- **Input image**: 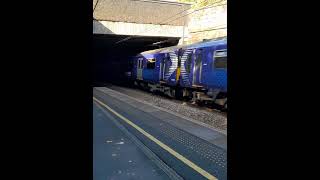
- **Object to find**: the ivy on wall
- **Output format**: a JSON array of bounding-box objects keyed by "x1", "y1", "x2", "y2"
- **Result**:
[{"x1": 178, "y1": 0, "x2": 225, "y2": 9}]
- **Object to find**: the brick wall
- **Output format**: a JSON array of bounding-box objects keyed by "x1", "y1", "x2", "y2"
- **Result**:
[{"x1": 179, "y1": 2, "x2": 227, "y2": 45}]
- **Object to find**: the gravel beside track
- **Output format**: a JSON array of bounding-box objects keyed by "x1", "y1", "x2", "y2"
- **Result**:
[{"x1": 106, "y1": 84, "x2": 227, "y2": 134}]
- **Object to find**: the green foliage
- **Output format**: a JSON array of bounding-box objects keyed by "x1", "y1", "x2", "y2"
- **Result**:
[{"x1": 178, "y1": 0, "x2": 224, "y2": 9}]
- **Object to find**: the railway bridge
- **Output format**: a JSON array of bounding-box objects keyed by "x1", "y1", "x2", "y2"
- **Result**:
[
  {"x1": 93, "y1": 0, "x2": 190, "y2": 39},
  {"x1": 93, "y1": 0, "x2": 191, "y2": 84}
]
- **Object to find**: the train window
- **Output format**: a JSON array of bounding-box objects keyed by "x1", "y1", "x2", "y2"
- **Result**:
[
  {"x1": 147, "y1": 58, "x2": 156, "y2": 69},
  {"x1": 214, "y1": 50, "x2": 227, "y2": 69},
  {"x1": 214, "y1": 57, "x2": 227, "y2": 69},
  {"x1": 137, "y1": 58, "x2": 144, "y2": 69},
  {"x1": 165, "y1": 57, "x2": 170, "y2": 72},
  {"x1": 186, "y1": 53, "x2": 192, "y2": 73},
  {"x1": 195, "y1": 52, "x2": 202, "y2": 66}
]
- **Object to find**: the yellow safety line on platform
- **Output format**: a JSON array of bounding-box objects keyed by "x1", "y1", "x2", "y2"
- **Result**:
[{"x1": 93, "y1": 96, "x2": 218, "y2": 180}]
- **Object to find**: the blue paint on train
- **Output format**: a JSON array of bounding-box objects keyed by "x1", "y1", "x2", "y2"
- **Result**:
[{"x1": 130, "y1": 37, "x2": 227, "y2": 107}]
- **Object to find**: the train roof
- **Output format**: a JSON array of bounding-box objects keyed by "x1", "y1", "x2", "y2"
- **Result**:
[
  {"x1": 187, "y1": 37, "x2": 227, "y2": 49},
  {"x1": 139, "y1": 37, "x2": 227, "y2": 56}
]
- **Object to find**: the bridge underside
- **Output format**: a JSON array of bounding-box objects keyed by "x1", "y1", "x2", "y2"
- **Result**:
[
  {"x1": 93, "y1": 20, "x2": 186, "y2": 37},
  {"x1": 93, "y1": 34, "x2": 179, "y2": 85}
]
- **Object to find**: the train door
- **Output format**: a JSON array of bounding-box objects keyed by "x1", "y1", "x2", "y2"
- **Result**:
[
  {"x1": 160, "y1": 55, "x2": 166, "y2": 81},
  {"x1": 180, "y1": 48, "x2": 193, "y2": 87},
  {"x1": 137, "y1": 57, "x2": 143, "y2": 80},
  {"x1": 192, "y1": 49, "x2": 203, "y2": 85},
  {"x1": 160, "y1": 54, "x2": 170, "y2": 81},
  {"x1": 176, "y1": 48, "x2": 183, "y2": 83}
]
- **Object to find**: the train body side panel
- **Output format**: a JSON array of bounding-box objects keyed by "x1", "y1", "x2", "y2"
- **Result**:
[
  {"x1": 204, "y1": 44, "x2": 227, "y2": 92},
  {"x1": 179, "y1": 48, "x2": 194, "y2": 88},
  {"x1": 132, "y1": 38, "x2": 227, "y2": 95},
  {"x1": 165, "y1": 51, "x2": 178, "y2": 86}
]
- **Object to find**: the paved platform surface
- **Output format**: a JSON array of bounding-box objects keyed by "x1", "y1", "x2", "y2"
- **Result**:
[
  {"x1": 93, "y1": 102, "x2": 170, "y2": 180},
  {"x1": 93, "y1": 87, "x2": 227, "y2": 180}
]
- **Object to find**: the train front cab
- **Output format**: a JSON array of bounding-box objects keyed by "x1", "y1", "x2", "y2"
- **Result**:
[
  {"x1": 145, "y1": 52, "x2": 180, "y2": 97},
  {"x1": 132, "y1": 49, "x2": 182, "y2": 98}
]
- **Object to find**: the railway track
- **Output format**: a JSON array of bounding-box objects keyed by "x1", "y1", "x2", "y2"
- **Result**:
[
  {"x1": 100, "y1": 82, "x2": 227, "y2": 118},
  {"x1": 95, "y1": 82, "x2": 227, "y2": 133}
]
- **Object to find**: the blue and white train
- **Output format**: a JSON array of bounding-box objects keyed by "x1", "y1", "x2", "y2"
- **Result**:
[{"x1": 129, "y1": 37, "x2": 227, "y2": 109}]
